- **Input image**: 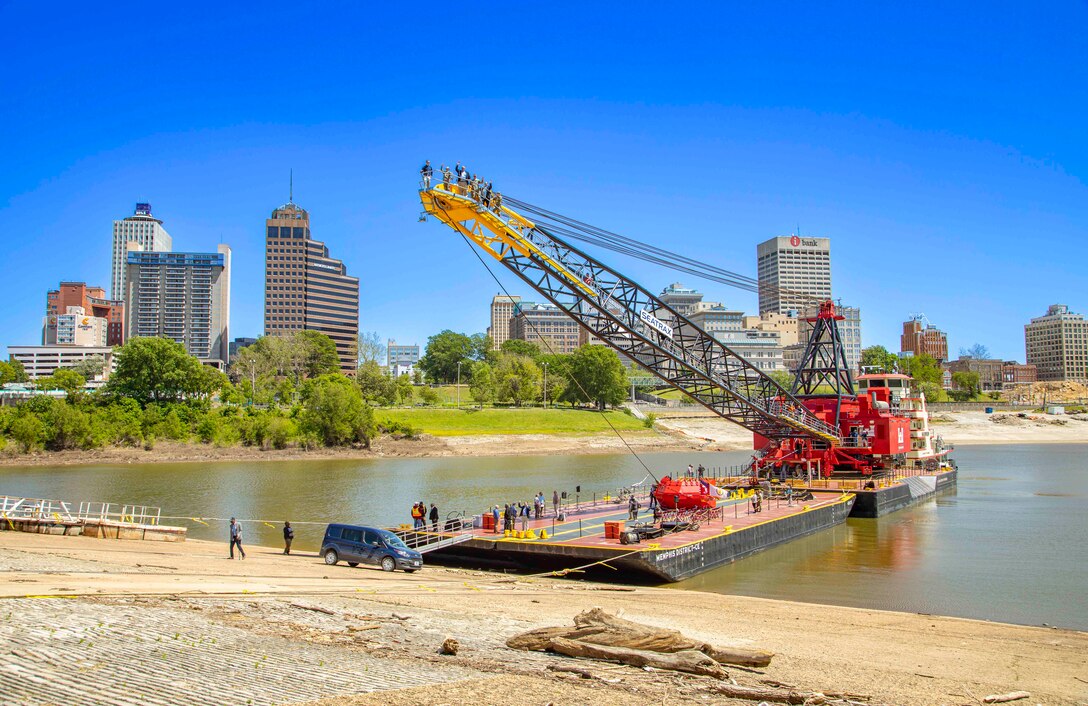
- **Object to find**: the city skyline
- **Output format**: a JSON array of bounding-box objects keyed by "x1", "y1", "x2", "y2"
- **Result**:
[{"x1": 2, "y1": 4, "x2": 1086, "y2": 363}]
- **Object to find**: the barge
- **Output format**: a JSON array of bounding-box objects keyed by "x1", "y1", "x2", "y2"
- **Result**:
[{"x1": 421, "y1": 490, "x2": 855, "y2": 583}]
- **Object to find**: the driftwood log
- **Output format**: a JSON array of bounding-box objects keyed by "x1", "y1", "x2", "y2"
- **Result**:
[
  {"x1": 982, "y1": 692, "x2": 1031, "y2": 704},
  {"x1": 547, "y1": 637, "x2": 728, "y2": 679},
  {"x1": 506, "y1": 608, "x2": 773, "y2": 668}
]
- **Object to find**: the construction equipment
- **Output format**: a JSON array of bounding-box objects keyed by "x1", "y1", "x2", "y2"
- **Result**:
[{"x1": 418, "y1": 175, "x2": 913, "y2": 479}]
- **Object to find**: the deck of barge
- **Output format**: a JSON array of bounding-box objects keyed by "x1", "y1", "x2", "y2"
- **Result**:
[{"x1": 421, "y1": 489, "x2": 856, "y2": 581}]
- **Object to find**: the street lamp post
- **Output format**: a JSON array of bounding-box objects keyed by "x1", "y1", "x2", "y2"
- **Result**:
[
  {"x1": 543, "y1": 362, "x2": 549, "y2": 409},
  {"x1": 456, "y1": 361, "x2": 462, "y2": 408}
]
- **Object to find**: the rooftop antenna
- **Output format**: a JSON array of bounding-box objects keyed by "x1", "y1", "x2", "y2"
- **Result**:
[{"x1": 289, "y1": 168, "x2": 293, "y2": 204}]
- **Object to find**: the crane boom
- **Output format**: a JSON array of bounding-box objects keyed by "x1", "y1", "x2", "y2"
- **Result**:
[{"x1": 420, "y1": 182, "x2": 841, "y2": 445}]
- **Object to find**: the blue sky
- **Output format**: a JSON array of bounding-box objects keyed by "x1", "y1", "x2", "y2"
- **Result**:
[{"x1": 2, "y1": 2, "x2": 1086, "y2": 362}]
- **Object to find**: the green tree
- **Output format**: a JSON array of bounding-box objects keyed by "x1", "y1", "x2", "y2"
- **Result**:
[
  {"x1": 420, "y1": 330, "x2": 479, "y2": 383},
  {"x1": 901, "y1": 353, "x2": 942, "y2": 387},
  {"x1": 540, "y1": 353, "x2": 569, "y2": 406},
  {"x1": 418, "y1": 386, "x2": 440, "y2": 406},
  {"x1": 395, "y1": 375, "x2": 414, "y2": 405},
  {"x1": 562, "y1": 345, "x2": 628, "y2": 410},
  {"x1": 10, "y1": 414, "x2": 45, "y2": 452},
  {"x1": 36, "y1": 369, "x2": 86, "y2": 397},
  {"x1": 468, "y1": 361, "x2": 496, "y2": 406},
  {"x1": 356, "y1": 331, "x2": 386, "y2": 366},
  {"x1": 494, "y1": 353, "x2": 542, "y2": 406},
  {"x1": 60, "y1": 355, "x2": 106, "y2": 382},
  {"x1": 296, "y1": 330, "x2": 341, "y2": 378},
  {"x1": 107, "y1": 337, "x2": 217, "y2": 405},
  {"x1": 500, "y1": 339, "x2": 541, "y2": 359},
  {"x1": 768, "y1": 369, "x2": 794, "y2": 391},
  {"x1": 300, "y1": 374, "x2": 377, "y2": 447},
  {"x1": 860, "y1": 345, "x2": 900, "y2": 373},
  {"x1": 44, "y1": 400, "x2": 92, "y2": 450},
  {"x1": 951, "y1": 370, "x2": 981, "y2": 398},
  {"x1": 356, "y1": 360, "x2": 397, "y2": 405},
  {"x1": 3, "y1": 357, "x2": 29, "y2": 384}
]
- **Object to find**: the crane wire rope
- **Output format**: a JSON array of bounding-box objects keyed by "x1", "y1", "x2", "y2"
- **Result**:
[{"x1": 503, "y1": 195, "x2": 828, "y2": 309}]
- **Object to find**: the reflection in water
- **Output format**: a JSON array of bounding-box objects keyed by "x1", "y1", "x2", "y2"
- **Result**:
[{"x1": 1, "y1": 444, "x2": 1086, "y2": 630}]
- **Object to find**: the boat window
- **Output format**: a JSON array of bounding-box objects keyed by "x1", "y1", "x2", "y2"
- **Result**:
[{"x1": 868, "y1": 380, "x2": 886, "y2": 387}]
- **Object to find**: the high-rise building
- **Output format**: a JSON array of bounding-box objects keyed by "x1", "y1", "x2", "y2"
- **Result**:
[
  {"x1": 659, "y1": 283, "x2": 704, "y2": 316},
  {"x1": 1025, "y1": 304, "x2": 1088, "y2": 382},
  {"x1": 43, "y1": 306, "x2": 107, "y2": 347},
  {"x1": 511, "y1": 302, "x2": 581, "y2": 354},
  {"x1": 488, "y1": 294, "x2": 522, "y2": 349},
  {"x1": 45, "y1": 282, "x2": 124, "y2": 345},
  {"x1": 756, "y1": 235, "x2": 831, "y2": 315},
  {"x1": 124, "y1": 243, "x2": 232, "y2": 368},
  {"x1": 264, "y1": 201, "x2": 360, "y2": 374},
  {"x1": 799, "y1": 303, "x2": 862, "y2": 373},
  {"x1": 112, "y1": 203, "x2": 172, "y2": 299},
  {"x1": 900, "y1": 317, "x2": 948, "y2": 362}
]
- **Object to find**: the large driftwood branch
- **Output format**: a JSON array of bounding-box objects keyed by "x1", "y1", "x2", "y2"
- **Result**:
[
  {"x1": 547, "y1": 637, "x2": 728, "y2": 680},
  {"x1": 982, "y1": 692, "x2": 1030, "y2": 704},
  {"x1": 507, "y1": 608, "x2": 773, "y2": 667}
]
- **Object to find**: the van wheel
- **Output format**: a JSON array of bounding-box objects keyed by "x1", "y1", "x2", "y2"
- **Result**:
[
  {"x1": 348, "y1": 562, "x2": 359, "y2": 567},
  {"x1": 323, "y1": 549, "x2": 338, "y2": 565},
  {"x1": 381, "y1": 556, "x2": 396, "y2": 572}
]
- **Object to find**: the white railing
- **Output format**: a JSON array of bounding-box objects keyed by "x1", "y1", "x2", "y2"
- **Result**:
[{"x1": 0, "y1": 495, "x2": 161, "y2": 526}]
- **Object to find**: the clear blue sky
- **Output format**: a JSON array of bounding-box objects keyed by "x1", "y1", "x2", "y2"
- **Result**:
[{"x1": 2, "y1": 2, "x2": 1086, "y2": 362}]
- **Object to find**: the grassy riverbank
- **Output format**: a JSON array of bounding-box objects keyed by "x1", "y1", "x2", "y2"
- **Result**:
[
  {"x1": 379, "y1": 407, "x2": 647, "y2": 436},
  {"x1": 1, "y1": 532, "x2": 1084, "y2": 705}
]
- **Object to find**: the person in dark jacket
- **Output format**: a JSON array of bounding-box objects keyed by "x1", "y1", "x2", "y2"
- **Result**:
[
  {"x1": 429, "y1": 503, "x2": 439, "y2": 531},
  {"x1": 282, "y1": 521, "x2": 294, "y2": 555},
  {"x1": 229, "y1": 518, "x2": 245, "y2": 560}
]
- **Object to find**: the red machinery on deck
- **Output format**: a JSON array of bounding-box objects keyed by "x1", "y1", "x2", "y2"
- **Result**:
[{"x1": 652, "y1": 476, "x2": 722, "y2": 510}]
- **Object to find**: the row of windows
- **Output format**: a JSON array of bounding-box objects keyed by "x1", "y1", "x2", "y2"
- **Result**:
[{"x1": 266, "y1": 226, "x2": 310, "y2": 239}]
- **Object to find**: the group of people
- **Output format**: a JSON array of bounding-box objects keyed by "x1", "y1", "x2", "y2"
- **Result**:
[
  {"x1": 411, "y1": 501, "x2": 440, "y2": 531},
  {"x1": 489, "y1": 490, "x2": 562, "y2": 533},
  {"x1": 227, "y1": 517, "x2": 294, "y2": 559},
  {"x1": 420, "y1": 160, "x2": 503, "y2": 213},
  {"x1": 684, "y1": 463, "x2": 707, "y2": 478}
]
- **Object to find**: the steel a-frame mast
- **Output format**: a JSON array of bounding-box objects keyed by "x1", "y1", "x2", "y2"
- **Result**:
[
  {"x1": 791, "y1": 300, "x2": 856, "y2": 428},
  {"x1": 419, "y1": 181, "x2": 841, "y2": 446}
]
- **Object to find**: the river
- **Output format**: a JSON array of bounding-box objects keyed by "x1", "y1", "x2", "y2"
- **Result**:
[{"x1": 1, "y1": 444, "x2": 1085, "y2": 630}]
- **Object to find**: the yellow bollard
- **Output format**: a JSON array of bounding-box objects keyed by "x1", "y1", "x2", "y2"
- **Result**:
[
  {"x1": 504, "y1": 529, "x2": 511, "y2": 538},
  {"x1": 539, "y1": 529, "x2": 549, "y2": 540},
  {"x1": 527, "y1": 529, "x2": 537, "y2": 540}
]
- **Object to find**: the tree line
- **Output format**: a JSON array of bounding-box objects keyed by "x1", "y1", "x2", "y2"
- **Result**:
[{"x1": 0, "y1": 328, "x2": 634, "y2": 454}]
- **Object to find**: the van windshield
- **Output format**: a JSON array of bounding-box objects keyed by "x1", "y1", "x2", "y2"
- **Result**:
[{"x1": 378, "y1": 530, "x2": 408, "y2": 550}]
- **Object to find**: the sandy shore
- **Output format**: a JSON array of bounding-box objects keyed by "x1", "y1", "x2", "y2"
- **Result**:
[
  {"x1": 653, "y1": 409, "x2": 1088, "y2": 449},
  {"x1": 1, "y1": 410, "x2": 1084, "y2": 469},
  {"x1": 0, "y1": 532, "x2": 1085, "y2": 705}
]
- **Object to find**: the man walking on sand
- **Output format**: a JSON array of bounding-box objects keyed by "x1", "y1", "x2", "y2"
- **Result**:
[
  {"x1": 282, "y1": 521, "x2": 294, "y2": 555},
  {"x1": 229, "y1": 518, "x2": 245, "y2": 560}
]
